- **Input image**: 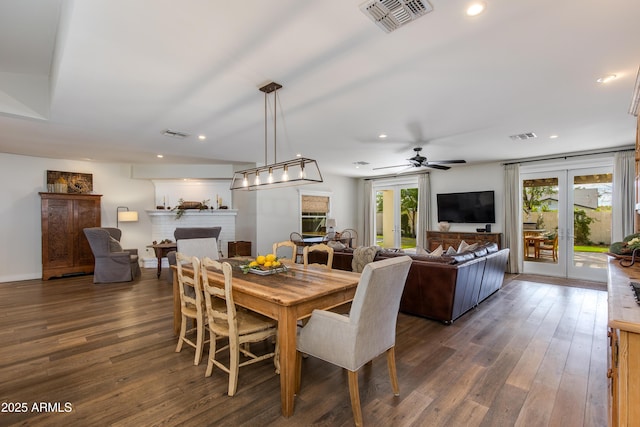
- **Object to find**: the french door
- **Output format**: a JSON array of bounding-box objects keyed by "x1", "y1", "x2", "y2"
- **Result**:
[
  {"x1": 373, "y1": 178, "x2": 419, "y2": 249},
  {"x1": 521, "y1": 162, "x2": 612, "y2": 281}
]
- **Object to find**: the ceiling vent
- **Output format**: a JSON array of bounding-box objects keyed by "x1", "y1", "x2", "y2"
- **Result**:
[
  {"x1": 360, "y1": 0, "x2": 433, "y2": 33},
  {"x1": 162, "y1": 129, "x2": 190, "y2": 139},
  {"x1": 509, "y1": 132, "x2": 537, "y2": 141}
]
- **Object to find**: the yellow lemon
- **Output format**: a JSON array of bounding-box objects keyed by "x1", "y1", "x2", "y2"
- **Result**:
[
  {"x1": 265, "y1": 253, "x2": 276, "y2": 262},
  {"x1": 264, "y1": 261, "x2": 272, "y2": 268},
  {"x1": 272, "y1": 261, "x2": 281, "y2": 268},
  {"x1": 256, "y1": 255, "x2": 266, "y2": 265},
  {"x1": 249, "y1": 261, "x2": 258, "y2": 267}
]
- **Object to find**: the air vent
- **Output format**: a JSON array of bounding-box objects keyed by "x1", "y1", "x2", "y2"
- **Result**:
[
  {"x1": 509, "y1": 132, "x2": 538, "y2": 141},
  {"x1": 353, "y1": 161, "x2": 370, "y2": 166},
  {"x1": 360, "y1": 0, "x2": 433, "y2": 33},
  {"x1": 162, "y1": 129, "x2": 190, "y2": 139}
]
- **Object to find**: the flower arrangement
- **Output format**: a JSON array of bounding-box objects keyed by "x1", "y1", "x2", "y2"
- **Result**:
[
  {"x1": 240, "y1": 253, "x2": 286, "y2": 274},
  {"x1": 609, "y1": 233, "x2": 640, "y2": 255}
]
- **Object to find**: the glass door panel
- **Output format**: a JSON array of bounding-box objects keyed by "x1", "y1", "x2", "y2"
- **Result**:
[
  {"x1": 522, "y1": 171, "x2": 566, "y2": 277},
  {"x1": 374, "y1": 182, "x2": 418, "y2": 249},
  {"x1": 567, "y1": 168, "x2": 611, "y2": 282}
]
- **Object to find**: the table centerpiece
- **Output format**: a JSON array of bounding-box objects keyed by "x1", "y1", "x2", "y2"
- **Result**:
[{"x1": 240, "y1": 253, "x2": 288, "y2": 275}]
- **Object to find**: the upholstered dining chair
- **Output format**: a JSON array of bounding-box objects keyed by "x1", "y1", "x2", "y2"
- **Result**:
[
  {"x1": 303, "y1": 243, "x2": 334, "y2": 269},
  {"x1": 175, "y1": 253, "x2": 211, "y2": 365},
  {"x1": 83, "y1": 227, "x2": 140, "y2": 283},
  {"x1": 166, "y1": 227, "x2": 222, "y2": 282},
  {"x1": 272, "y1": 240, "x2": 298, "y2": 263},
  {"x1": 289, "y1": 232, "x2": 305, "y2": 263},
  {"x1": 200, "y1": 257, "x2": 279, "y2": 397},
  {"x1": 296, "y1": 255, "x2": 412, "y2": 427}
]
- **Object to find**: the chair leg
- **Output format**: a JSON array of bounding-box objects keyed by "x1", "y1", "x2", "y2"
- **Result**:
[
  {"x1": 175, "y1": 314, "x2": 187, "y2": 353},
  {"x1": 386, "y1": 347, "x2": 400, "y2": 396},
  {"x1": 205, "y1": 329, "x2": 216, "y2": 377},
  {"x1": 228, "y1": 337, "x2": 240, "y2": 396},
  {"x1": 194, "y1": 316, "x2": 204, "y2": 366},
  {"x1": 347, "y1": 370, "x2": 363, "y2": 427}
]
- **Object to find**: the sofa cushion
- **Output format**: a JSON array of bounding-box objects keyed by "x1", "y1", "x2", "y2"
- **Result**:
[
  {"x1": 430, "y1": 245, "x2": 444, "y2": 257},
  {"x1": 416, "y1": 246, "x2": 429, "y2": 255}
]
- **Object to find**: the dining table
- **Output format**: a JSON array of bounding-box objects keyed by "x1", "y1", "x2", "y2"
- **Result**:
[{"x1": 172, "y1": 260, "x2": 361, "y2": 417}]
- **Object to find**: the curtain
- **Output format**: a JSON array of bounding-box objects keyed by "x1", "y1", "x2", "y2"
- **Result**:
[
  {"x1": 363, "y1": 180, "x2": 374, "y2": 246},
  {"x1": 417, "y1": 173, "x2": 430, "y2": 249},
  {"x1": 503, "y1": 163, "x2": 522, "y2": 273},
  {"x1": 612, "y1": 150, "x2": 635, "y2": 242}
]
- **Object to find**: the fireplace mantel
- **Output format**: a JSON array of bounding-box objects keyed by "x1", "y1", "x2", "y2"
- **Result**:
[{"x1": 146, "y1": 209, "x2": 237, "y2": 257}]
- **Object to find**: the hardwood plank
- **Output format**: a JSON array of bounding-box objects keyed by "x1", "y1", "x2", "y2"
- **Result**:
[{"x1": 0, "y1": 269, "x2": 609, "y2": 426}]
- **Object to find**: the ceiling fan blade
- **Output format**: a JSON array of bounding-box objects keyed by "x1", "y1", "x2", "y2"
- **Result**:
[
  {"x1": 424, "y1": 164, "x2": 450, "y2": 170},
  {"x1": 426, "y1": 159, "x2": 467, "y2": 165},
  {"x1": 372, "y1": 164, "x2": 410, "y2": 170}
]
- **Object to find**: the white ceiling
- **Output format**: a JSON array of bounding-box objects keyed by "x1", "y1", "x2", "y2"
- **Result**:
[{"x1": 0, "y1": 0, "x2": 638, "y2": 178}]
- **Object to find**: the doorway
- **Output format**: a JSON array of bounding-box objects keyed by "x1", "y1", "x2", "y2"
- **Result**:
[
  {"x1": 521, "y1": 163, "x2": 612, "y2": 281},
  {"x1": 373, "y1": 178, "x2": 419, "y2": 249}
]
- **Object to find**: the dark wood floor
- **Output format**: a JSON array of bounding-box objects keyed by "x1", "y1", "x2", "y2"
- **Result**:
[{"x1": 0, "y1": 269, "x2": 608, "y2": 426}]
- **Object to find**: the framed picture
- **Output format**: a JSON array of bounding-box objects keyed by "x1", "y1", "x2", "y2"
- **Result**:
[{"x1": 46, "y1": 170, "x2": 93, "y2": 194}]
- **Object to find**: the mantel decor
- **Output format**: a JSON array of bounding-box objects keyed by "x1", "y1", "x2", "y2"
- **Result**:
[{"x1": 230, "y1": 82, "x2": 323, "y2": 190}]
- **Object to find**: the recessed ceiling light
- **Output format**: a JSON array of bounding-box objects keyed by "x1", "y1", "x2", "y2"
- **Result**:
[
  {"x1": 549, "y1": 134, "x2": 559, "y2": 139},
  {"x1": 596, "y1": 74, "x2": 617, "y2": 83},
  {"x1": 466, "y1": 2, "x2": 486, "y2": 17},
  {"x1": 198, "y1": 135, "x2": 206, "y2": 140},
  {"x1": 157, "y1": 154, "x2": 164, "y2": 158},
  {"x1": 378, "y1": 134, "x2": 388, "y2": 139},
  {"x1": 296, "y1": 153, "x2": 302, "y2": 157}
]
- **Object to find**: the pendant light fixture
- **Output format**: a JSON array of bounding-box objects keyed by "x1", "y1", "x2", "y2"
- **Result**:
[{"x1": 230, "y1": 82, "x2": 323, "y2": 190}]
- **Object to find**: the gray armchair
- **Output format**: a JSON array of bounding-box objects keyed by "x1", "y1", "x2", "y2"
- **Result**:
[
  {"x1": 296, "y1": 255, "x2": 412, "y2": 426},
  {"x1": 83, "y1": 227, "x2": 140, "y2": 283}
]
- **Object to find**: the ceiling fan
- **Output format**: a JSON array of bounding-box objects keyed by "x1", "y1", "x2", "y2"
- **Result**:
[{"x1": 373, "y1": 147, "x2": 466, "y2": 171}]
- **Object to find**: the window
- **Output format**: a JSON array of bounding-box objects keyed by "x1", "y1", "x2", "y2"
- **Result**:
[{"x1": 300, "y1": 193, "x2": 330, "y2": 237}]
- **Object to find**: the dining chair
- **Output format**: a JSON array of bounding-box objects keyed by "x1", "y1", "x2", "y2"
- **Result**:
[
  {"x1": 341, "y1": 228, "x2": 358, "y2": 248},
  {"x1": 303, "y1": 243, "x2": 334, "y2": 269},
  {"x1": 200, "y1": 257, "x2": 279, "y2": 396},
  {"x1": 537, "y1": 234, "x2": 558, "y2": 261},
  {"x1": 289, "y1": 232, "x2": 305, "y2": 263},
  {"x1": 295, "y1": 255, "x2": 412, "y2": 427},
  {"x1": 273, "y1": 240, "x2": 298, "y2": 263},
  {"x1": 175, "y1": 252, "x2": 209, "y2": 365}
]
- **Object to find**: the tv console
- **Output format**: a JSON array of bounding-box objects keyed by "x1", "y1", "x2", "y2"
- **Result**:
[{"x1": 426, "y1": 230, "x2": 502, "y2": 251}]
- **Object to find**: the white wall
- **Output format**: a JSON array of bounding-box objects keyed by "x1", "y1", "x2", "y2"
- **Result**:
[
  {"x1": 0, "y1": 153, "x2": 155, "y2": 282},
  {"x1": 0, "y1": 152, "x2": 362, "y2": 282},
  {"x1": 429, "y1": 162, "x2": 504, "y2": 233}
]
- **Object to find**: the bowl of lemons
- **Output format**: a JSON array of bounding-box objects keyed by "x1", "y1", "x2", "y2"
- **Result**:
[{"x1": 240, "y1": 253, "x2": 287, "y2": 275}]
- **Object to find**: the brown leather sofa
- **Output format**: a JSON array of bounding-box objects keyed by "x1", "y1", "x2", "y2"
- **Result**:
[{"x1": 314, "y1": 243, "x2": 509, "y2": 324}]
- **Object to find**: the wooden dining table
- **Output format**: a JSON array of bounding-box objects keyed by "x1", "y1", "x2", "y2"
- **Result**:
[{"x1": 172, "y1": 260, "x2": 361, "y2": 417}]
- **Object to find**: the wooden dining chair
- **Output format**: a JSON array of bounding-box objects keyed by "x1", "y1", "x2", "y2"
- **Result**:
[
  {"x1": 295, "y1": 256, "x2": 413, "y2": 427},
  {"x1": 175, "y1": 252, "x2": 209, "y2": 365},
  {"x1": 289, "y1": 232, "x2": 305, "y2": 263},
  {"x1": 537, "y1": 234, "x2": 558, "y2": 261},
  {"x1": 200, "y1": 257, "x2": 279, "y2": 396},
  {"x1": 303, "y1": 243, "x2": 334, "y2": 269},
  {"x1": 272, "y1": 240, "x2": 298, "y2": 263}
]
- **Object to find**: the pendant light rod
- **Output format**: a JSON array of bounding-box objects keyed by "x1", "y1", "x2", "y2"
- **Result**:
[{"x1": 259, "y1": 82, "x2": 282, "y2": 165}]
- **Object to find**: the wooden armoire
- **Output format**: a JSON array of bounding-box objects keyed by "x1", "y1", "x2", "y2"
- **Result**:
[{"x1": 40, "y1": 192, "x2": 102, "y2": 280}]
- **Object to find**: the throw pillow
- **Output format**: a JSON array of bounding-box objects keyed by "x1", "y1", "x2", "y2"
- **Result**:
[
  {"x1": 430, "y1": 245, "x2": 444, "y2": 257},
  {"x1": 457, "y1": 240, "x2": 468, "y2": 253},
  {"x1": 416, "y1": 246, "x2": 429, "y2": 255},
  {"x1": 327, "y1": 240, "x2": 346, "y2": 251},
  {"x1": 446, "y1": 246, "x2": 457, "y2": 255},
  {"x1": 109, "y1": 236, "x2": 123, "y2": 252}
]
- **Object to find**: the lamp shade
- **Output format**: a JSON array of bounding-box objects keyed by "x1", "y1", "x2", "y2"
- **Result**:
[
  {"x1": 326, "y1": 218, "x2": 337, "y2": 229},
  {"x1": 117, "y1": 211, "x2": 139, "y2": 222}
]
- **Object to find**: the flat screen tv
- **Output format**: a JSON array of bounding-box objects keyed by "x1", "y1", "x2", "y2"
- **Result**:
[{"x1": 437, "y1": 190, "x2": 495, "y2": 224}]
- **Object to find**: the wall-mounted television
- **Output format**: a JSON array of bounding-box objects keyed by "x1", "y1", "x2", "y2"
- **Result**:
[{"x1": 437, "y1": 190, "x2": 495, "y2": 224}]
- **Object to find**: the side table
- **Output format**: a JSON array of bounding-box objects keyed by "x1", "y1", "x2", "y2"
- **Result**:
[{"x1": 148, "y1": 243, "x2": 177, "y2": 278}]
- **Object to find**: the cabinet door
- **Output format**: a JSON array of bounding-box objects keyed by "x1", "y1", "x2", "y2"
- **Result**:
[
  {"x1": 43, "y1": 198, "x2": 75, "y2": 268},
  {"x1": 75, "y1": 198, "x2": 100, "y2": 267},
  {"x1": 608, "y1": 328, "x2": 618, "y2": 427}
]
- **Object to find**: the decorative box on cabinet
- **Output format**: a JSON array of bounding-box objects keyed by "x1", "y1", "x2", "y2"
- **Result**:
[
  {"x1": 426, "y1": 231, "x2": 501, "y2": 251},
  {"x1": 607, "y1": 259, "x2": 640, "y2": 426},
  {"x1": 228, "y1": 241, "x2": 251, "y2": 257},
  {"x1": 40, "y1": 192, "x2": 102, "y2": 280}
]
